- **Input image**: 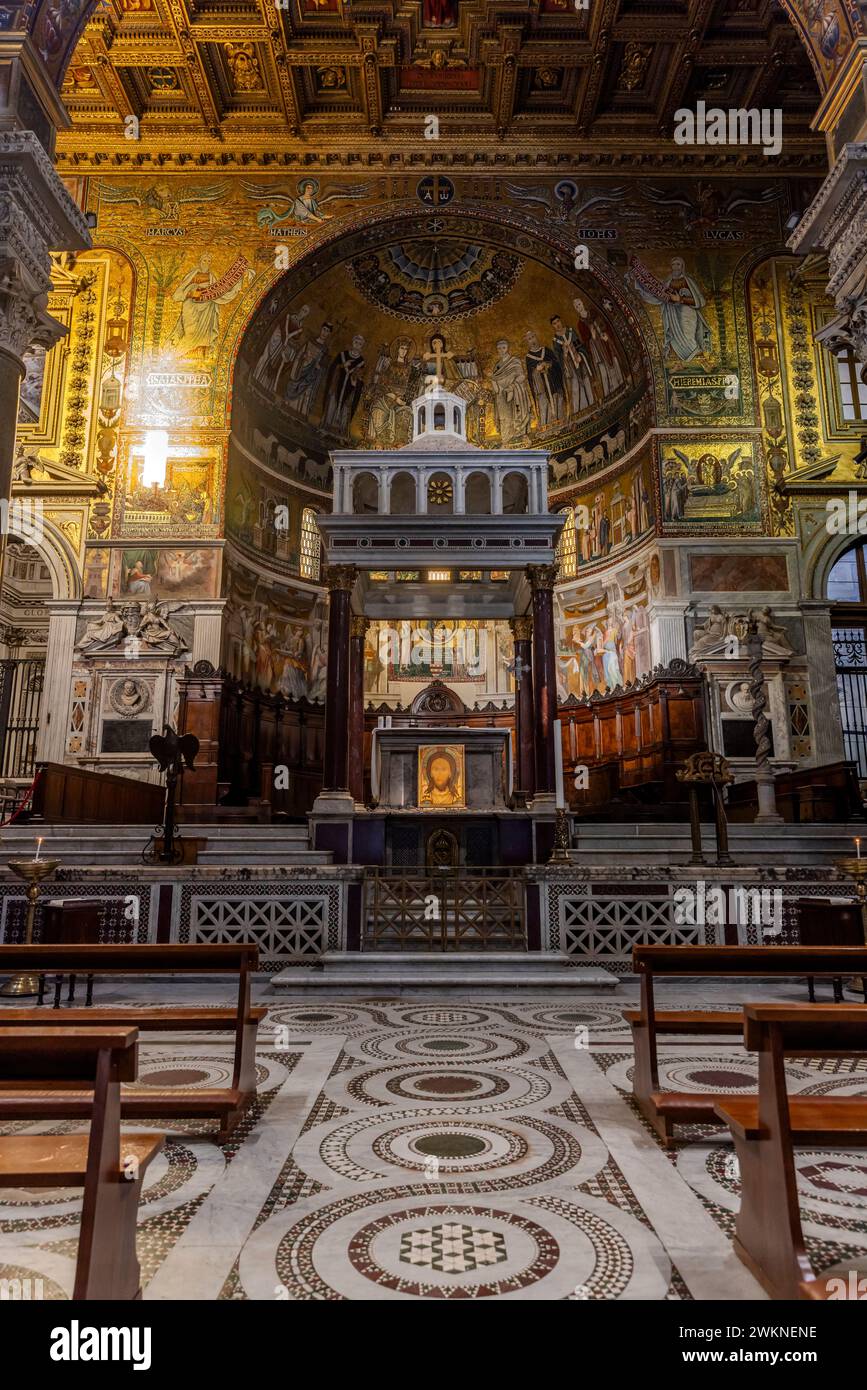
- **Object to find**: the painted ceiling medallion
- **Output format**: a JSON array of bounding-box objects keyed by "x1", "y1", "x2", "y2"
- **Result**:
[{"x1": 347, "y1": 239, "x2": 522, "y2": 322}]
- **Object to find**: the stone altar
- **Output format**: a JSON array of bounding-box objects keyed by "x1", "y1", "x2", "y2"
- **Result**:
[{"x1": 371, "y1": 726, "x2": 512, "y2": 812}]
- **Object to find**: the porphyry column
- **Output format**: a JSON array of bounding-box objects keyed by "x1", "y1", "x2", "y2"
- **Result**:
[
  {"x1": 322, "y1": 565, "x2": 356, "y2": 792},
  {"x1": 528, "y1": 564, "x2": 559, "y2": 797},
  {"x1": 509, "y1": 614, "x2": 535, "y2": 800},
  {"x1": 348, "y1": 613, "x2": 369, "y2": 803}
]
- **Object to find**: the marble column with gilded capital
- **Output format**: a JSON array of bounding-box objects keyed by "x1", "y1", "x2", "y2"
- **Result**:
[
  {"x1": 348, "y1": 613, "x2": 369, "y2": 804},
  {"x1": 509, "y1": 614, "x2": 535, "y2": 801},
  {"x1": 527, "y1": 564, "x2": 559, "y2": 797},
  {"x1": 322, "y1": 565, "x2": 357, "y2": 793}
]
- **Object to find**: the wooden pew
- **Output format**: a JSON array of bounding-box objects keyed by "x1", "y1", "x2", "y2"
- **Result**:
[
  {"x1": 0, "y1": 943, "x2": 266, "y2": 1141},
  {"x1": 626, "y1": 945, "x2": 867, "y2": 1144},
  {"x1": 0, "y1": 1027, "x2": 163, "y2": 1299},
  {"x1": 714, "y1": 1003, "x2": 867, "y2": 1301}
]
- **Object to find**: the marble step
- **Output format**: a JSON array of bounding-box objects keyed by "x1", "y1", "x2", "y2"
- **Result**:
[
  {"x1": 271, "y1": 952, "x2": 619, "y2": 993},
  {"x1": 195, "y1": 850, "x2": 330, "y2": 865},
  {"x1": 569, "y1": 822, "x2": 865, "y2": 865},
  {"x1": 2, "y1": 824, "x2": 311, "y2": 841},
  {"x1": 0, "y1": 822, "x2": 323, "y2": 866}
]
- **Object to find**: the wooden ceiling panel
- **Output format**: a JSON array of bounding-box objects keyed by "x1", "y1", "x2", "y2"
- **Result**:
[{"x1": 55, "y1": 0, "x2": 826, "y2": 170}]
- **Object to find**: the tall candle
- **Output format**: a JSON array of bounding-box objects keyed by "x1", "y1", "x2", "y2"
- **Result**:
[
  {"x1": 35, "y1": 837, "x2": 43, "y2": 862},
  {"x1": 553, "y1": 719, "x2": 565, "y2": 810},
  {"x1": 857, "y1": 837, "x2": 862, "y2": 862}
]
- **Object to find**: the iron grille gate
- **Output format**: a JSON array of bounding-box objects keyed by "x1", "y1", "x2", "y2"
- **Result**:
[
  {"x1": 833, "y1": 626, "x2": 867, "y2": 777},
  {"x1": 0, "y1": 658, "x2": 44, "y2": 780},
  {"x1": 363, "y1": 867, "x2": 526, "y2": 951}
]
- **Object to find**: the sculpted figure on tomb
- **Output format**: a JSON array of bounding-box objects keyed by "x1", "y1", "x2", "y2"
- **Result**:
[
  {"x1": 134, "y1": 601, "x2": 187, "y2": 654},
  {"x1": 689, "y1": 605, "x2": 728, "y2": 657},
  {"x1": 77, "y1": 596, "x2": 126, "y2": 651},
  {"x1": 749, "y1": 606, "x2": 792, "y2": 656}
]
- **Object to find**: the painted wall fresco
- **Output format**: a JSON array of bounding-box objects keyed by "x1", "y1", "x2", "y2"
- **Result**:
[
  {"x1": 362, "y1": 618, "x2": 515, "y2": 707},
  {"x1": 555, "y1": 559, "x2": 653, "y2": 700},
  {"x1": 556, "y1": 444, "x2": 655, "y2": 576},
  {"x1": 222, "y1": 571, "x2": 327, "y2": 700}
]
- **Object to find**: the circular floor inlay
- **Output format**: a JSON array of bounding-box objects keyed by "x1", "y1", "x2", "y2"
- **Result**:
[
  {"x1": 399, "y1": 1008, "x2": 492, "y2": 1027},
  {"x1": 687, "y1": 1069, "x2": 754, "y2": 1088},
  {"x1": 413, "y1": 1133, "x2": 488, "y2": 1159},
  {"x1": 294, "y1": 1012, "x2": 338, "y2": 1022},
  {"x1": 424, "y1": 1039, "x2": 472, "y2": 1052},
  {"x1": 414, "y1": 1075, "x2": 484, "y2": 1095},
  {"x1": 138, "y1": 1068, "x2": 210, "y2": 1086},
  {"x1": 348, "y1": 1204, "x2": 557, "y2": 1297}
]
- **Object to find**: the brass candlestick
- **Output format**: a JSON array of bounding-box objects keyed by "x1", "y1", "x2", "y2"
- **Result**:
[
  {"x1": 0, "y1": 857, "x2": 60, "y2": 997},
  {"x1": 833, "y1": 855, "x2": 867, "y2": 996},
  {"x1": 548, "y1": 807, "x2": 572, "y2": 864}
]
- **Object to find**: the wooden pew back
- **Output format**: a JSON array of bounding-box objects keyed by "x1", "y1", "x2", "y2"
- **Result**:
[
  {"x1": 743, "y1": 1003, "x2": 867, "y2": 1057},
  {"x1": 0, "y1": 1026, "x2": 139, "y2": 1082},
  {"x1": 633, "y1": 945, "x2": 867, "y2": 976},
  {"x1": 0, "y1": 943, "x2": 258, "y2": 973},
  {"x1": 0, "y1": 1025, "x2": 160, "y2": 1298}
]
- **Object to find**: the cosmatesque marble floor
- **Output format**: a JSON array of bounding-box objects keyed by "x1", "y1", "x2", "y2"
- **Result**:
[{"x1": 1, "y1": 977, "x2": 866, "y2": 1301}]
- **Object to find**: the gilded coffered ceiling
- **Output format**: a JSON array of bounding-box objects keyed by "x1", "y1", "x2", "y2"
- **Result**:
[{"x1": 52, "y1": 0, "x2": 829, "y2": 172}]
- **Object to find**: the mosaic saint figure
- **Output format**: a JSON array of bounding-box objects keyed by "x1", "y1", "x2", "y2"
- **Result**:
[
  {"x1": 366, "y1": 337, "x2": 419, "y2": 446},
  {"x1": 590, "y1": 319, "x2": 625, "y2": 392},
  {"x1": 321, "y1": 334, "x2": 366, "y2": 433},
  {"x1": 550, "y1": 314, "x2": 594, "y2": 414},
  {"x1": 283, "y1": 322, "x2": 333, "y2": 417},
  {"x1": 524, "y1": 330, "x2": 565, "y2": 428},
  {"x1": 253, "y1": 305, "x2": 311, "y2": 393},
  {"x1": 631, "y1": 255, "x2": 713, "y2": 362},
  {"x1": 170, "y1": 253, "x2": 253, "y2": 361},
  {"x1": 490, "y1": 338, "x2": 532, "y2": 445}
]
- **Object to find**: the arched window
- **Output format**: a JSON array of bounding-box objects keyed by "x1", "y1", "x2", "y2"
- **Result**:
[
  {"x1": 418, "y1": 405, "x2": 426, "y2": 433},
  {"x1": 453, "y1": 406, "x2": 461, "y2": 433},
  {"x1": 433, "y1": 403, "x2": 445, "y2": 430},
  {"x1": 300, "y1": 507, "x2": 321, "y2": 580},
  {"x1": 389, "y1": 472, "x2": 416, "y2": 514},
  {"x1": 828, "y1": 540, "x2": 867, "y2": 774},
  {"x1": 465, "y1": 472, "x2": 491, "y2": 514},
  {"x1": 502, "y1": 472, "x2": 529, "y2": 514},
  {"x1": 830, "y1": 349, "x2": 867, "y2": 423},
  {"x1": 352, "y1": 471, "x2": 379, "y2": 514},
  {"x1": 557, "y1": 506, "x2": 577, "y2": 578}
]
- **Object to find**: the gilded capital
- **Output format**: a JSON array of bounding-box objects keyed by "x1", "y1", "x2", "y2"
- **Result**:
[
  {"x1": 527, "y1": 563, "x2": 559, "y2": 592},
  {"x1": 324, "y1": 564, "x2": 357, "y2": 593},
  {"x1": 509, "y1": 615, "x2": 533, "y2": 641}
]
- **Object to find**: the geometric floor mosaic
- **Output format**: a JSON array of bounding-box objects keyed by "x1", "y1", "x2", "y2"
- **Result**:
[{"x1": 1, "y1": 977, "x2": 865, "y2": 1300}]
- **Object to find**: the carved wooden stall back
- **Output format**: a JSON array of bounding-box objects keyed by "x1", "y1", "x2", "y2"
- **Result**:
[
  {"x1": 176, "y1": 667, "x2": 707, "y2": 817},
  {"x1": 557, "y1": 660, "x2": 707, "y2": 809}
]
